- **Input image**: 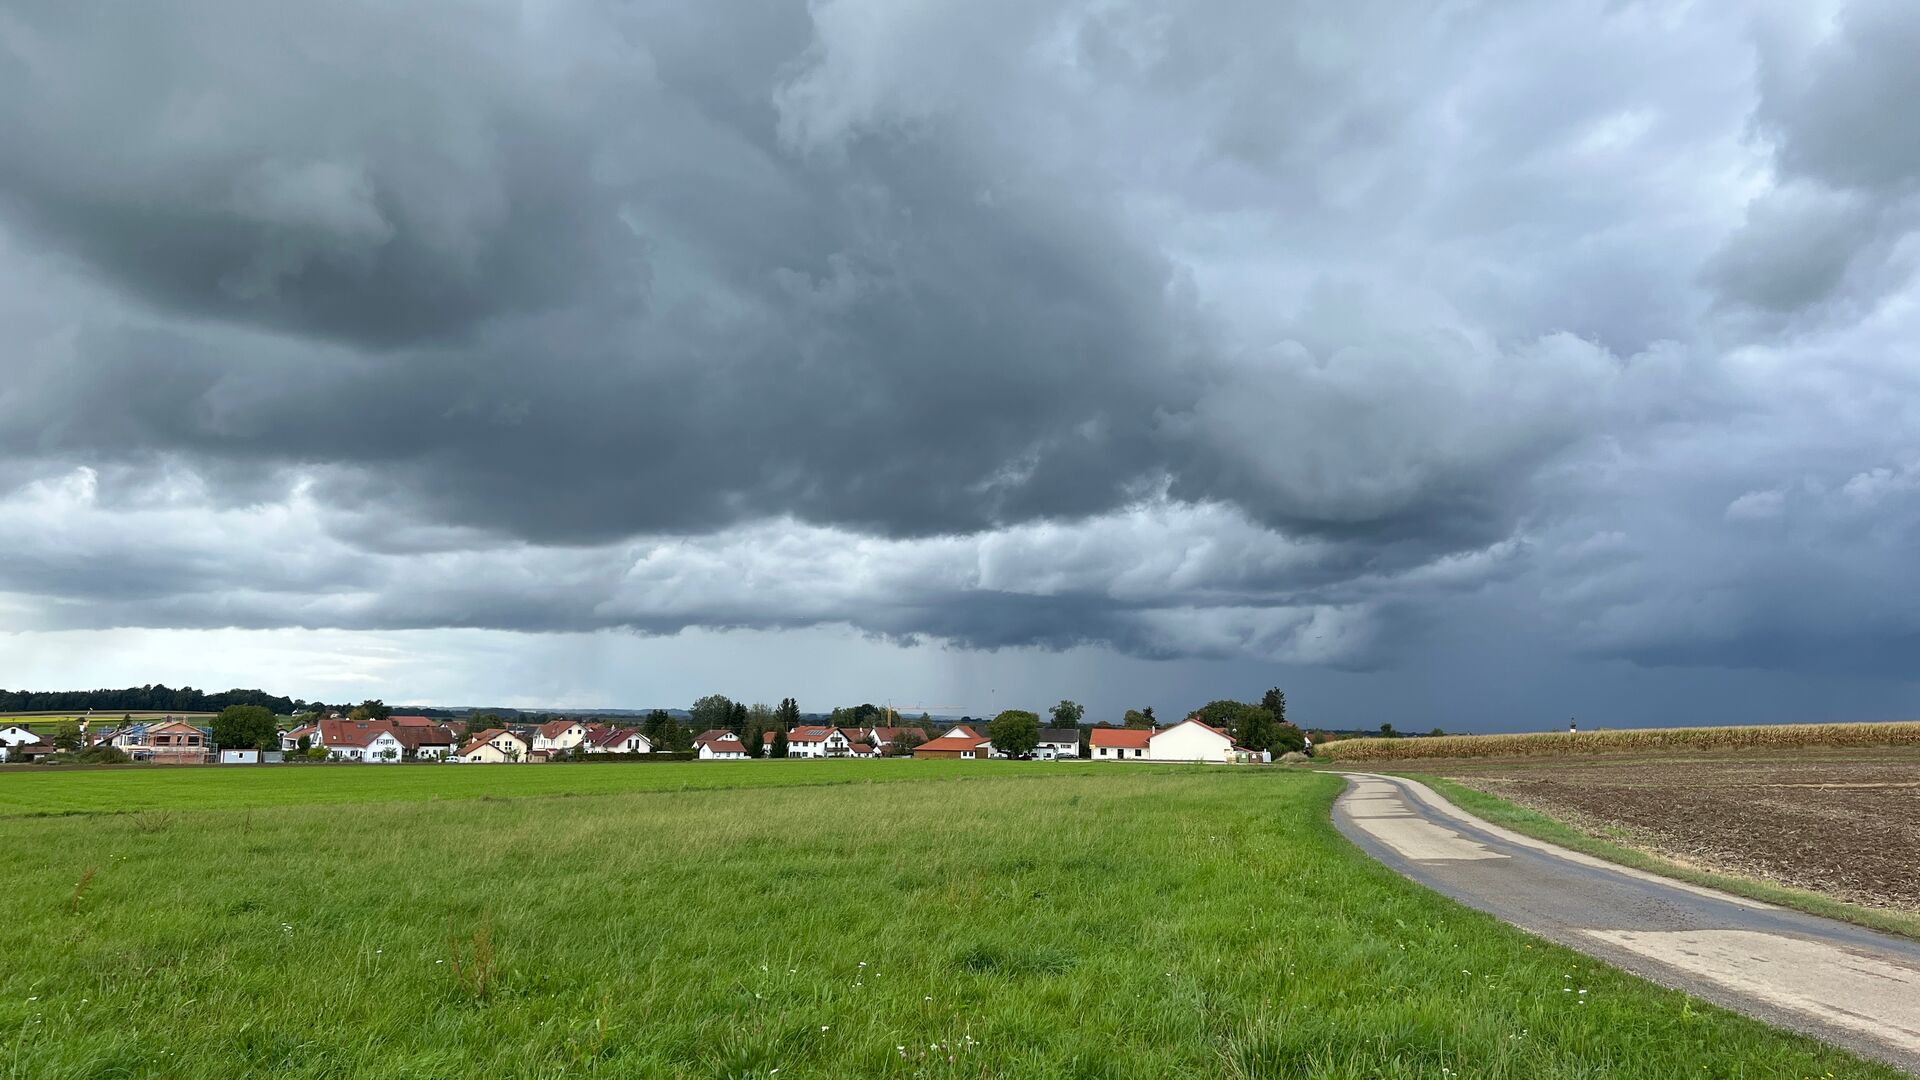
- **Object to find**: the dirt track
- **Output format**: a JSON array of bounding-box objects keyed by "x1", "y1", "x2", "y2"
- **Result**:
[{"x1": 1409, "y1": 748, "x2": 1920, "y2": 911}]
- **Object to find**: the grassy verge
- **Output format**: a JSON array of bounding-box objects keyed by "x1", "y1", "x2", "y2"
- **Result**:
[
  {"x1": 1398, "y1": 772, "x2": 1920, "y2": 942},
  {"x1": 0, "y1": 765, "x2": 1901, "y2": 1077}
]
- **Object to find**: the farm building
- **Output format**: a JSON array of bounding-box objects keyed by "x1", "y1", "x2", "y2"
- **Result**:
[
  {"x1": 1090, "y1": 727, "x2": 1151, "y2": 761},
  {"x1": 913, "y1": 725, "x2": 991, "y2": 760},
  {"x1": 1147, "y1": 718, "x2": 1237, "y2": 763},
  {"x1": 1033, "y1": 728, "x2": 1082, "y2": 760}
]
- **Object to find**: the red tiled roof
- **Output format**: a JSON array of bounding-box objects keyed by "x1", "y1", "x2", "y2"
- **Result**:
[
  {"x1": 848, "y1": 742, "x2": 874, "y2": 756},
  {"x1": 914, "y1": 733, "x2": 989, "y2": 754},
  {"x1": 589, "y1": 727, "x2": 642, "y2": 748},
  {"x1": 788, "y1": 726, "x2": 833, "y2": 742},
  {"x1": 1090, "y1": 727, "x2": 1152, "y2": 749},
  {"x1": 459, "y1": 728, "x2": 524, "y2": 755},
  {"x1": 869, "y1": 726, "x2": 927, "y2": 744},
  {"x1": 696, "y1": 732, "x2": 745, "y2": 752},
  {"x1": 537, "y1": 719, "x2": 580, "y2": 739},
  {"x1": 391, "y1": 724, "x2": 457, "y2": 750},
  {"x1": 318, "y1": 718, "x2": 398, "y2": 748},
  {"x1": 388, "y1": 715, "x2": 437, "y2": 728}
]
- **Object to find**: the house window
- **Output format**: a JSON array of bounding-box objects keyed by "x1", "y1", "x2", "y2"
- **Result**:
[{"x1": 1133, "y1": 748, "x2": 1142, "y2": 757}]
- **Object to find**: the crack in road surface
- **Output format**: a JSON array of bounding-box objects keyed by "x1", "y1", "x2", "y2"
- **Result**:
[{"x1": 1334, "y1": 772, "x2": 1920, "y2": 1075}]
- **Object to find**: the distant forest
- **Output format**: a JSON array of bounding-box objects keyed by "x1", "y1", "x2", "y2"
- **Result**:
[{"x1": 0, "y1": 685, "x2": 302, "y2": 715}]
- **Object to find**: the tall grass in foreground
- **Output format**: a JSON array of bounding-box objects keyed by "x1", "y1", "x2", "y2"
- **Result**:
[
  {"x1": 0, "y1": 767, "x2": 1895, "y2": 1078},
  {"x1": 1320, "y1": 720, "x2": 1920, "y2": 761}
]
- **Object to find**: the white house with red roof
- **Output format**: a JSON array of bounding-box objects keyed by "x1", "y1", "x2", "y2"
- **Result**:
[
  {"x1": 280, "y1": 723, "x2": 320, "y2": 753},
  {"x1": 0, "y1": 724, "x2": 42, "y2": 762},
  {"x1": 457, "y1": 728, "x2": 529, "y2": 763},
  {"x1": 784, "y1": 725, "x2": 852, "y2": 758},
  {"x1": 318, "y1": 718, "x2": 405, "y2": 763},
  {"x1": 1149, "y1": 718, "x2": 1238, "y2": 763},
  {"x1": 584, "y1": 726, "x2": 650, "y2": 754},
  {"x1": 1089, "y1": 727, "x2": 1152, "y2": 761},
  {"x1": 532, "y1": 719, "x2": 588, "y2": 753},
  {"x1": 694, "y1": 730, "x2": 748, "y2": 759},
  {"x1": 911, "y1": 724, "x2": 991, "y2": 759}
]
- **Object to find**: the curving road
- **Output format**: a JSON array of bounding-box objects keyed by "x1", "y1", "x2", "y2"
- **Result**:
[{"x1": 1334, "y1": 772, "x2": 1920, "y2": 1075}]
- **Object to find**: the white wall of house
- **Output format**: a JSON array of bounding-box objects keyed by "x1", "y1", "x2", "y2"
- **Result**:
[
  {"x1": 0, "y1": 725, "x2": 41, "y2": 747},
  {"x1": 220, "y1": 749, "x2": 260, "y2": 764},
  {"x1": 1149, "y1": 720, "x2": 1234, "y2": 763},
  {"x1": 698, "y1": 743, "x2": 746, "y2": 759},
  {"x1": 414, "y1": 744, "x2": 452, "y2": 760},
  {"x1": 534, "y1": 723, "x2": 587, "y2": 752},
  {"x1": 1034, "y1": 740, "x2": 1080, "y2": 760},
  {"x1": 1092, "y1": 742, "x2": 1149, "y2": 760},
  {"x1": 330, "y1": 732, "x2": 405, "y2": 763}
]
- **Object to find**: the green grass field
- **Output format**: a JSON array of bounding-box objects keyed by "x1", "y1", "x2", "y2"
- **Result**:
[{"x1": 0, "y1": 763, "x2": 1897, "y2": 1078}]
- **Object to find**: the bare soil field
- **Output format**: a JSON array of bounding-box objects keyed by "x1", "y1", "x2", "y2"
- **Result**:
[{"x1": 1408, "y1": 748, "x2": 1920, "y2": 911}]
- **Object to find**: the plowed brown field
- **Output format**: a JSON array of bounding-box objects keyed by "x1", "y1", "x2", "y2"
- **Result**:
[{"x1": 1412, "y1": 749, "x2": 1920, "y2": 910}]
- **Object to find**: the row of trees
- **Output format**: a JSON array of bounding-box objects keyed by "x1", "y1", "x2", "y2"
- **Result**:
[{"x1": 0, "y1": 684, "x2": 302, "y2": 715}]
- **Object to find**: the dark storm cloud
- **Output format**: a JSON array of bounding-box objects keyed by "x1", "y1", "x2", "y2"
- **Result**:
[{"x1": 3, "y1": 0, "x2": 1920, "y2": 681}]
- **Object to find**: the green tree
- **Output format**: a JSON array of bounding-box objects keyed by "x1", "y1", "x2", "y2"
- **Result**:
[
  {"x1": 987, "y1": 709, "x2": 1041, "y2": 758},
  {"x1": 771, "y1": 729, "x2": 789, "y2": 758},
  {"x1": 1122, "y1": 709, "x2": 1153, "y2": 730},
  {"x1": 1260, "y1": 688, "x2": 1287, "y2": 727},
  {"x1": 641, "y1": 709, "x2": 675, "y2": 748},
  {"x1": 741, "y1": 704, "x2": 771, "y2": 759},
  {"x1": 884, "y1": 727, "x2": 927, "y2": 757},
  {"x1": 53, "y1": 720, "x2": 83, "y2": 752},
  {"x1": 1048, "y1": 700, "x2": 1085, "y2": 728},
  {"x1": 463, "y1": 712, "x2": 501, "y2": 740},
  {"x1": 690, "y1": 695, "x2": 735, "y2": 733},
  {"x1": 349, "y1": 699, "x2": 391, "y2": 722},
  {"x1": 212, "y1": 704, "x2": 278, "y2": 751},
  {"x1": 1380, "y1": 723, "x2": 1397, "y2": 738},
  {"x1": 1191, "y1": 700, "x2": 1290, "y2": 754},
  {"x1": 776, "y1": 697, "x2": 801, "y2": 731}
]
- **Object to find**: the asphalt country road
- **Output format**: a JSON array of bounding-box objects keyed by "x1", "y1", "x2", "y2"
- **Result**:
[{"x1": 1334, "y1": 772, "x2": 1920, "y2": 1076}]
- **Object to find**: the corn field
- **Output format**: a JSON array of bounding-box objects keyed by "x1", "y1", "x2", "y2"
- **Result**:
[{"x1": 1317, "y1": 721, "x2": 1920, "y2": 762}]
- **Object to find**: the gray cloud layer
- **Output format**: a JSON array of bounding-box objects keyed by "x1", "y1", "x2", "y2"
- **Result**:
[{"x1": 2, "y1": 0, "x2": 1918, "y2": 683}]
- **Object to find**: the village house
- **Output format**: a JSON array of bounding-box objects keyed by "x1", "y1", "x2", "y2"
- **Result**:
[
  {"x1": 0, "y1": 724, "x2": 42, "y2": 762},
  {"x1": 393, "y1": 723, "x2": 459, "y2": 761},
  {"x1": 694, "y1": 730, "x2": 749, "y2": 759},
  {"x1": 1034, "y1": 728, "x2": 1083, "y2": 760},
  {"x1": 1147, "y1": 718, "x2": 1238, "y2": 763},
  {"x1": 280, "y1": 723, "x2": 320, "y2": 753},
  {"x1": 125, "y1": 719, "x2": 213, "y2": 764},
  {"x1": 1090, "y1": 727, "x2": 1152, "y2": 761},
  {"x1": 785, "y1": 725, "x2": 852, "y2": 758},
  {"x1": 912, "y1": 725, "x2": 991, "y2": 760},
  {"x1": 865, "y1": 726, "x2": 929, "y2": 752},
  {"x1": 219, "y1": 748, "x2": 285, "y2": 764},
  {"x1": 584, "y1": 726, "x2": 651, "y2": 754},
  {"x1": 318, "y1": 719, "x2": 405, "y2": 763},
  {"x1": 456, "y1": 728, "x2": 529, "y2": 763},
  {"x1": 532, "y1": 719, "x2": 589, "y2": 754},
  {"x1": 846, "y1": 741, "x2": 877, "y2": 758}
]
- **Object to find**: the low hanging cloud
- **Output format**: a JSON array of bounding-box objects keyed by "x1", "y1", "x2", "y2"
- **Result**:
[{"x1": 1, "y1": 0, "x2": 1919, "y2": 679}]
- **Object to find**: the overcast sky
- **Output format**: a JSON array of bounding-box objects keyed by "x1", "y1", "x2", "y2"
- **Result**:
[{"x1": 3, "y1": 1, "x2": 1918, "y2": 729}]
